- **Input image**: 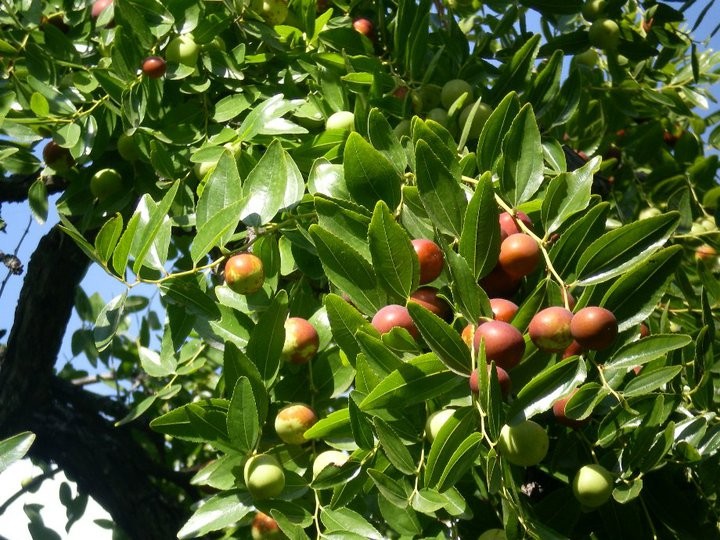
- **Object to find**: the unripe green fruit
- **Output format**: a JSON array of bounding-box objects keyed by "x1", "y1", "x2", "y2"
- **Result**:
[
  {"x1": 90, "y1": 168, "x2": 123, "y2": 201},
  {"x1": 582, "y1": 0, "x2": 607, "y2": 21},
  {"x1": 117, "y1": 133, "x2": 140, "y2": 161},
  {"x1": 244, "y1": 455, "x2": 285, "y2": 500},
  {"x1": 425, "y1": 408, "x2": 455, "y2": 442},
  {"x1": 261, "y1": 0, "x2": 288, "y2": 25},
  {"x1": 440, "y1": 79, "x2": 473, "y2": 109},
  {"x1": 193, "y1": 161, "x2": 216, "y2": 179},
  {"x1": 589, "y1": 18, "x2": 620, "y2": 51},
  {"x1": 574, "y1": 48, "x2": 599, "y2": 68},
  {"x1": 166, "y1": 35, "x2": 199, "y2": 67},
  {"x1": 326, "y1": 111, "x2": 355, "y2": 131},
  {"x1": 312, "y1": 450, "x2": 349, "y2": 478},
  {"x1": 497, "y1": 420, "x2": 549, "y2": 467},
  {"x1": 572, "y1": 464, "x2": 614, "y2": 508},
  {"x1": 459, "y1": 102, "x2": 493, "y2": 139},
  {"x1": 426, "y1": 108, "x2": 449, "y2": 127},
  {"x1": 274, "y1": 403, "x2": 317, "y2": 444},
  {"x1": 639, "y1": 207, "x2": 662, "y2": 220}
]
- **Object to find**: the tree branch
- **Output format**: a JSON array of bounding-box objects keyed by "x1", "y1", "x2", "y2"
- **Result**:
[{"x1": 0, "y1": 173, "x2": 67, "y2": 204}]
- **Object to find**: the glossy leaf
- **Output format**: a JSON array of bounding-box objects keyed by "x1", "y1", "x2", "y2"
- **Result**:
[
  {"x1": 226, "y1": 377, "x2": 259, "y2": 454},
  {"x1": 344, "y1": 132, "x2": 401, "y2": 211},
  {"x1": 407, "y1": 303, "x2": 471, "y2": 375},
  {"x1": 499, "y1": 104, "x2": 544, "y2": 206},
  {"x1": 459, "y1": 172, "x2": 501, "y2": 279},
  {"x1": 477, "y1": 92, "x2": 521, "y2": 173},
  {"x1": 541, "y1": 157, "x2": 599, "y2": 234},
  {"x1": 245, "y1": 290, "x2": 288, "y2": 384}
]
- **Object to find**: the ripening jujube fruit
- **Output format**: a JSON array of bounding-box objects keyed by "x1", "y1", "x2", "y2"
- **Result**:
[
  {"x1": 281, "y1": 317, "x2": 319, "y2": 364},
  {"x1": 142, "y1": 56, "x2": 166, "y2": 78},
  {"x1": 489, "y1": 298, "x2": 519, "y2": 323},
  {"x1": 496, "y1": 420, "x2": 549, "y2": 467},
  {"x1": 498, "y1": 233, "x2": 541, "y2": 279},
  {"x1": 570, "y1": 306, "x2": 618, "y2": 350},
  {"x1": 480, "y1": 265, "x2": 521, "y2": 299},
  {"x1": 352, "y1": 17, "x2": 373, "y2": 37},
  {"x1": 572, "y1": 464, "x2": 615, "y2": 508},
  {"x1": 473, "y1": 320, "x2": 525, "y2": 371},
  {"x1": 412, "y1": 239, "x2": 444, "y2": 284},
  {"x1": 91, "y1": 0, "x2": 112, "y2": 18},
  {"x1": 469, "y1": 365, "x2": 511, "y2": 398},
  {"x1": 552, "y1": 389, "x2": 587, "y2": 429},
  {"x1": 224, "y1": 253, "x2": 265, "y2": 294},
  {"x1": 251, "y1": 512, "x2": 286, "y2": 540},
  {"x1": 498, "y1": 211, "x2": 533, "y2": 239},
  {"x1": 528, "y1": 307, "x2": 574, "y2": 352},
  {"x1": 244, "y1": 455, "x2": 285, "y2": 500},
  {"x1": 562, "y1": 340, "x2": 584, "y2": 359},
  {"x1": 43, "y1": 140, "x2": 74, "y2": 172},
  {"x1": 274, "y1": 403, "x2": 317, "y2": 445},
  {"x1": 409, "y1": 287, "x2": 452, "y2": 320},
  {"x1": 372, "y1": 304, "x2": 419, "y2": 338}
]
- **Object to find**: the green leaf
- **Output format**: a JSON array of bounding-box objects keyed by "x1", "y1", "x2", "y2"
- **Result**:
[
  {"x1": 434, "y1": 432, "x2": 483, "y2": 492},
  {"x1": 359, "y1": 354, "x2": 463, "y2": 411},
  {"x1": 223, "y1": 342, "x2": 268, "y2": 423},
  {"x1": 527, "y1": 50, "x2": 563, "y2": 118},
  {"x1": 28, "y1": 179, "x2": 48, "y2": 224},
  {"x1": 321, "y1": 508, "x2": 383, "y2": 540},
  {"x1": 94, "y1": 214, "x2": 123, "y2": 265},
  {"x1": 310, "y1": 225, "x2": 386, "y2": 315},
  {"x1": 459, "y1": 172, "x2": 500, "y2": 278},
  {"x1": 623, "y1": 366, "x2": 683, "y2": 397},
  {"x1": 177, "y1": 491, "x2": 253, "y2": 540},
  {"x1": 246, "y1": 290, "x2": 288, "y2": 384},
  {"x1": 195, "y1": 149, "x2": 243, "y2": 231},
  {"x1": 132, "y1": 184, "x2": 179, "y2": 275},
  {"x1": 605, "y1": 334, "x2": 692, "y2": 371},
  {"x1": 239, "y1": 140, "x2": 305, "y2": 226},
  {"x1": 425, "y1": 408, "x2": 478, "y2": 489},
  {"x1": 368, "y1": 200, "x2": 419, "y2": 302},
  {"x1": 445, "y1": 248, "x2": 492, "y2": 324},
  {"x1": 601, "y1": 246, "x2": 683, "y2": 330},
  {"x1": 507, "y1": 356, "x2": 587, "y2": 423},
  {"x1": 486, "y1": 34, "x2": 541, "y2": 106},
  {"x1": 308, "y1": 159, "x2": 351, "y2": 201},
  {"x1": 190, "y1": 200, "x2": 244, "y2": 263},
  {"x1": 237, "y1": 94, "x2": 308, "y2": 141},
  {"x1": 368, "y1": 469, "x2": 410, "y2": 508},
  {"x1": 541, "y1": 157, "x2": 600, "y2": 235},
  {"x1": 349, "y1": 393, "x2": 375, "y2": 450},
  {"x1": 303, "y1": 409, "x2": 351, "y2": 440},
  {"x1": 575, "y1": 213, "x2": 679, "y2": 286},
  {"x1": 367, "y1": 108, "x2": 407, "y2": 175},
  {"x1": 150, "y1": 399, "x2": 230, "y2": 445},
  {"x1": 94, "y1": 291, "x2": 127, "y2": 352},
  {"x1": 415, "y1": 139, "x2": 467, "y2": 237},
  {"x1": 139, "y1": 345, "x2": 177, "y2": 377},
  {"x1": 159, "y1": 276, "x2": 221, "y2": 320},
  {"x1": 111, "y1": 211, "x2": 140, "y2": 277},
  {"x1": 315, "y1": 195, "x2": 371, "y2": 260},
  {"x1": 563, "y1": 382, "x2": 610, "y2": 421},
  {"x1": 374, "y1": 418, "x2": 416, "y2": 475},
  {"x1": 407, "y1": 303, "x2": 471, "y2": 375},
  {"x1": 548, "y1": 201, "x2": 609, "y2": 277},
  {"x1": 0, "y1": 432, "x2": 35, "y2": 474},
  {"x1": 227, "y1": 377, "x2": 259, "y2": 454},
  {"x1": 477, "y1": 92, "x2": 521, "y2": 173},
  {"x1": 324, "y1": 293, "x2": 380, "y2": 365},
  {"x1": 343, "y1": 132, "x2": 402, "y2": 211},
  {"x1": 499, "y1": 104, "x2": 544, "y2": 206}
]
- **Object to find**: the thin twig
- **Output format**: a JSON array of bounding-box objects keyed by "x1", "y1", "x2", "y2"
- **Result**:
[{"x1": 0, "y1": 216, "x2": 32, "y2": 300}]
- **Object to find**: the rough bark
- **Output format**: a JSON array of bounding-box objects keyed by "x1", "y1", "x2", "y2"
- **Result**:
[
  {"x1": 0, "y1": 225, "x2": 191, "y2": 540},
  {"x1": 0, "y1": 173, "x2": 67, "y2": 204}
]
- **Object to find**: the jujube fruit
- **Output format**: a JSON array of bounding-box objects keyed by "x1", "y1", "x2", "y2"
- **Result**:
[
  {"x1": 43, "y1": 140, "x2": 74, "y2": 172},
  {"x1": 352, "y1": 17, "x2": 373, "y2": 37},
  {"x1": 244, "y1": 454, "x2": 285, "y2": 500},
  {"x1": 552, "y1": 389, "x2": 587, "y2": 429},
  {"x1": 251, "y1": 512, "x2": 286, "y2": 540},
  {"x1": 425, "y1": 409, "x2": 455, "y2": 442},
  {"x1": 570, "y1": 306, "x2": 618, "y2": 350},
  {"x1": 572, "y1": 464, "x2": 615, "y2": 508},
  {"x1": 412, "y1": 239, "x2": 444, "y2": 284},
  {"x1": 274, "y1": 403, "x2": 317, "y2": 444},
  {"x1": 562, "y1": 340, "x2": 584, "y2": 359},
  {"x1": 496, "y1": 420, "x2": 549, "y2": 467},
  {"x1": 281, "y1": 317, "x2": 319, "y2": 364},
  {"x1": 588, "y1": 18, "x2": 620, "y2": 51},
  {"x1": 473, "y1": 320, "x2": 525, "y2": 370},
  {"x1": 142, "y1": 56, "x2": 166, "y2": 78},
  {"x1": 458, "y1": 102, "x2": 493, "y2": 139},
  {"x1": 498, "y1": 233, "x2": 540, "y2": 279},
  {"x1": 372, "y1": 304, "x2": 418, "y2": 338},
  {"x1": 166, "y1": 35, "x2": 199, "y2": 67},
  {"x1": 440, "y1": 79, "x2": 473, "y2": 109},
  {"x1": 312, "y1": 450, "x2": 349, "y2": 478},
  {"x1": 409, "y1": 287, "x2": 451, "y2": 320},
  {"x1": 326, "y1": 111, "x2": 355, "y2": 131},
  {"x1": 489, "y1": 298, "x2": 518, "y2": 323},
  {"x1": 528, "y1": 307, "x2": 574, "y2": 352},
  {"x1": 480, "y1": 265, "x2": 521, "y2": 298},
  {"x1": 260, "y1": 0, "x2": 288, "y2": 26},
  {"x1": 91, "y1": 0, "x2": 112, "y2": 18},
  {"x1": 582, "y1": 0, "x2": 606, "y2": 21},
  {"x1": 469, "y1": 365, "x2": 511, "y2": 397},
  {"x1": 498, "y1": 211, "x2": 533, "y2": 239},
  {"x1": 224, "y1": 253, "x2": 265, "y2": 294},
  {"x1": 90, "y1": 168, "x2": 123, "y2": 201}
]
